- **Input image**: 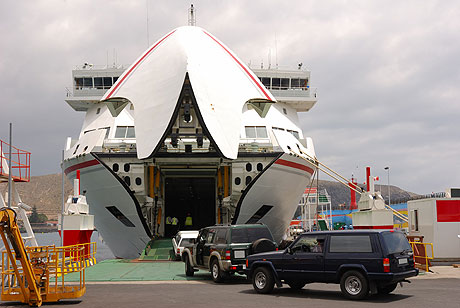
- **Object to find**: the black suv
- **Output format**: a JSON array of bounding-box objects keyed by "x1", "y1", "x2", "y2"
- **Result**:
[
  {"x1": 182, "y1": 224, "x2": 277, "y2": 282},
  {"x1": 246, "y1": 230, "x2": 418, "y2": 300}
]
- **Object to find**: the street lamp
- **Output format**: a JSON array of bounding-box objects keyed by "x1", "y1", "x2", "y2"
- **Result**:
[{"x1": 384, "y1": 167, "x2": 390, "y2": 205}]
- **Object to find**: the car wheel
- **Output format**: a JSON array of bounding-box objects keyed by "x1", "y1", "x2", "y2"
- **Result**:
[
  {"x1": 287, "y1": 281, "x2": 305, "y2": 290},
  {"x1": 185, "y1": 255, "x2": 194, "y2": 277},
  {"x1": 211, "y1": 259, "x2": 224, "y2": 283},
  {"x1": 252, "y1": 267, "x2": 275, "y2": 294},
  {"x1": 340, "y1": 270, "x2": 369, "y2": 300},
  {"x1": 377, "y1": 283, "x2": 397, "y2": 294}
]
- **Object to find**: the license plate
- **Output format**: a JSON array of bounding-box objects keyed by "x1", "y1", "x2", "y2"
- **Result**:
[
  {"x1": 398, "y1": 258, "x2": 408, "y2": 265},
  {"x1": 242, "y1": 264, "x2": 246, "y2": 270},
  {"x1": 234, "y1": 250, "x2": 245, "y2": 259}
]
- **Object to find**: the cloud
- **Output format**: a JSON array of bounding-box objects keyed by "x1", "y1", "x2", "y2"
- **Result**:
[{"x1": 1, "y1": 0, "x2": 459, "y2": 194}]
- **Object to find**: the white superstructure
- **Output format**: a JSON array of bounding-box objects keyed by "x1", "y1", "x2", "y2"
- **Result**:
[{"x1": 63, "y1": 26, "x2": 318, "y2": 258}]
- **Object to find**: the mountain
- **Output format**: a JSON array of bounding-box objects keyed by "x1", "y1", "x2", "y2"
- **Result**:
[{"x1": 1, "y1": 174, "x2": 419, "y2": 219}]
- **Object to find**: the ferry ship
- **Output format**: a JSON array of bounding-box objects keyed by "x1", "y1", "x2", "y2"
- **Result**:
[{"x1": 63, "y1": 26, "x2": 318, "y2": 258}]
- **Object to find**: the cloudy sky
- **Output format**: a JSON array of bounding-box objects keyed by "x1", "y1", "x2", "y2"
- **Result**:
[{"x1": 1, "y1": 0, "x2": 459, "y2": 194}]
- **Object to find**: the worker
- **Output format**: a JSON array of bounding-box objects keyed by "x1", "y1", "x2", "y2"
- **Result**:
[
  {"x1": 171, "y1": 216, "x2": 179, "y2": 234},
  {"x1": 185, "y1": 213, "x2": 193, "y2": 230}
]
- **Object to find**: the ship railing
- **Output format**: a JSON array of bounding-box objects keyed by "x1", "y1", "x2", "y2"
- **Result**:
[
  {"x1": 238, "y1": 141, "x2": 274, "y2": 153},
  {"x1": 102, "y1": 140, "x2": 137, "y2": 153},
  {"x1": 0, "y1": 140, "x2": 31, "y2": 182}
]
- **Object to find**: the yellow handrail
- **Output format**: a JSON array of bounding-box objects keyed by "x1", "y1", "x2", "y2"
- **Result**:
[{"x1": 409, "y1": 241, "x2": 434, "y2": 272}]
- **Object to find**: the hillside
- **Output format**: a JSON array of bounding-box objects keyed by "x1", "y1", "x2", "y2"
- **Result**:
[{"x1": 1, "y1": 174, "x2": 418, "y2": 219}]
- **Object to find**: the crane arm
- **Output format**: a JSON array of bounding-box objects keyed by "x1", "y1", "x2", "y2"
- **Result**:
[{"x1": 0, "y1": 207, "x2": 42, "y2": 306}]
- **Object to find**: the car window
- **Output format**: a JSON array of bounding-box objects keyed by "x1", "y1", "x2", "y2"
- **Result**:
[
  {"x1": 215, "y1": 228, "x2": 227, "y2": 244},
  {"x1": 179, "y1": 238, "x2": 192, "y2": 246},
  {"x1": 329, "y1": 235, "x2": 373, "y2": 253},
  {"x1": 198, "y1": 229, "x2": 208, "y2": 243},
  {"x1": 381, "y1": 232, "x2": 412, "y2": 254},
  {"x1": 291, "y1": 235, "x2": 325, "y2": 253},
  {"x1": 206, "y1": 230, "x2": 216, "y2": 243},
  {"x1": 231, "y1": 227, "x2": 273, "y2": 243}
]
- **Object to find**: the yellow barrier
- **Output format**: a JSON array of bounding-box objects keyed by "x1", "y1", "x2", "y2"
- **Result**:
[
  {"x1": 1, "y1": 242, "x2": 96, "y2": 304},
  {"x1": 409, "y1": 241, "x2": 434, "y2": 272}
]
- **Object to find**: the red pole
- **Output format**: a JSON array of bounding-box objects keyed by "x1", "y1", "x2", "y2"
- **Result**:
[
  {"x1": 366, "y1": 167, "x2": 371, "y2": 192},
  {"x1": 349, "y1": 177, "x2": 357, "y2": 210},
  {"x1": 76, "y1": 170, "x2": 81, "y2": 195}
]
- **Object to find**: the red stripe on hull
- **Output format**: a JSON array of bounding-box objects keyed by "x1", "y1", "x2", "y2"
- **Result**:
[
  {"x1": 436, "y1": 200, "x2": 460, "y2": 222},
  {"x1": 353, "y1": 225, "x2": 393, "y2": 229},
  {"x1": 275, "y1": 159, "x2": 314, "y2": 175},
  {"x1": 106, "y1": 30, "x2": 176, "y2": 99},
  {"x1": 202, "y1": 30, "x2": 272, "y2": 100},
  {"x1": 64, "y1": 159, "x2": 100, "y2": 175}
]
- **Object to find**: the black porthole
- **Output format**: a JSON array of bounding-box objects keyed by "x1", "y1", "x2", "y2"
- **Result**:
[
  {"x1": 257, "y1": 163, "x2": 263, "y2": 171},
  {"x1": 245, "y1": 176, "x2": 252, "y2": 185},
  {"x1": 124, "y1": 176, "x2": 131, "y2": 186},
  {"x1": 135, "y1": 177, "x2": 142, "y2": 186},
  {"x1": 124, "y1": 163, "x2": 130, "y2": 172},
  {"x1": 83, "y1": 146, "x2": 88, "y2": 152},
  {"x1": 73, "y1": 144, "x2": 79, "y2": 155},
  {"x1": 246, "y1": 163, "x2": 252, "y2": 172},
  {"x1": 112, "y1": 163, "x2": 119, "y2": 172},
  {"x1": 234, "y1": 177, "x2": 241, "y2": 185}
]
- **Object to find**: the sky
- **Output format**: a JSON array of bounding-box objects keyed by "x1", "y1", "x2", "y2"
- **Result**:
[{"x1": 1, "y1": 0, "x2": 459, "y2": 194}]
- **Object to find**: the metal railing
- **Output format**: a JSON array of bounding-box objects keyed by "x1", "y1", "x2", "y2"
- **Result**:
[
  {"x1": 408, "y1": 241, "x2": 434, "y2": 272},
  {"x1": 1, "y1": 244, "x2": 87, "y2": 304},
  {"x1": 0, "y1": 140, "x2": 31, "y2": 182}
]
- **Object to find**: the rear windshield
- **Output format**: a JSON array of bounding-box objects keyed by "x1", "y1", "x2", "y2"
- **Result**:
[
  {"x1": 231, "y1": 227, "x2": 273, "y2": 243},
  {"x1": 381, "y1": 232, "x2": 412, "y2": 254},
  {"x1": 179, "y1": 238, "x2": 192, "y2": 246}
]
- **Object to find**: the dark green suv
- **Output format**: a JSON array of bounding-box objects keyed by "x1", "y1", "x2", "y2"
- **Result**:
[{"x1": 182, "y1": 224, "x2": 277, "y2": 282}]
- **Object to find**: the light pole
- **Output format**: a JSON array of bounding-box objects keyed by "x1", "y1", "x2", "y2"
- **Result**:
[{"x1": 384, "y1": 167, "x2": 390, "y2": 205}]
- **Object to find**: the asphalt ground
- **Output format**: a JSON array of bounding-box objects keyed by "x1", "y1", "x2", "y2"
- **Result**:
[{"x1": 1, "y1": 271, "x2": 459, "y2": 307}]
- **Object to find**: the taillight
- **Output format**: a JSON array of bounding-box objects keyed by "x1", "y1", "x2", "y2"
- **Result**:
[
  {"x1": 246, "y1": 259, "x2": 248, "y2": 267},
  {"x1": 177, "y1": 248, "x2": 180, "y2": 254},
  {"x1": 225, "y1": 250, "x2": 231, "y2": 260},
  {"x1": 383, "y1": 258, "x2": 390, "y2": 272}
]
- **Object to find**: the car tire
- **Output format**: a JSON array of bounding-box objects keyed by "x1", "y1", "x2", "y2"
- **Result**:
[
  {"x1": 340, "y1": 270, "x2": 369, "y2": 300},
  {"x1": 287, "y1": 281, "x2": 305, "y2": 290},
  {"x1": 211, "y1": 259, "x2": 224, "y2": 283},
  {"x1": 252, "y1": 267, "x2": 275, "y2": 294},
  {"x1": 185, "y1": 255, "x2": 194, "y2": 277},
  {"x1": 377, "y1": 283, "x2": 397, "y2": 294}
]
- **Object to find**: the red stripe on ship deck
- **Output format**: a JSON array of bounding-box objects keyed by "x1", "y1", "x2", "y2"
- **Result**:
[
  {"x1": 275, "y1": 159, "x2": 314, "y2": 175},
  {"x1": 105, "y1": 30, "x2": 176, "y2": 99},
  {"x1": 64, "y1": 159, "x2": 100, "y2": 175},
  {"x1": 202, "y1": 30, "x2": 272, "y2": 100}
]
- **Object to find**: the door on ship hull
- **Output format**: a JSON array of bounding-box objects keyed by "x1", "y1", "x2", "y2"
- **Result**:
[{"x1": 164, "y1": 177, "x2": 216, "y2": 237}]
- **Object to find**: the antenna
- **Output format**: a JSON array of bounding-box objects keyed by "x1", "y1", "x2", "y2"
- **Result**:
[
  {"x1": 146, "y1": 0, "x2": 150, "y2": 46},
  {"x1": 275, "y1": 33, "x2": 278, "y2": 69},
  {"x1": 188, "y1": 4, "x2": 196, "y2": 26}
]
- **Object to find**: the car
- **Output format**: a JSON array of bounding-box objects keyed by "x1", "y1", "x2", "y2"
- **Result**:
[
  {"x1": 172, "y1": 230, "x2": 199, "y2": 260},
  {"x1": 182, "y1": 224, "x2": 277, "y2": 282},
  {"x1": 245, "y1": 230, "x2": 418, "y2": 300}
]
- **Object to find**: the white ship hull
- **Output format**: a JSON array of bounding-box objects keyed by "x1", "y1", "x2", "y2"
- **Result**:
[{"x1": 63, "y1": 26, "x2": 318, "y2": 259}]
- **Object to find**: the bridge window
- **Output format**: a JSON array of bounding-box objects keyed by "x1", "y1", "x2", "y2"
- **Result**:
[
  {"x1": 103, "y1": 77, "x2": 113, "y2": 89},
  {"x1": 83, "y1": 77, "x2": 93, "y2": 88},
  {"x1": 281, "y1": 78, "x2": 289, "y2": 90},
  {"x1": 287, "y1": 130, "x2": 300, "y2": 139},
  {"x1": 94, "y1": 77, "x2": 103, "y2": 89},
  {"x1": 245, "y1": 126, "x2": 268, "y2": 139},
  {"x1": 115, "y1": 126, "x2": 136, "y2": 138},
  {"x1": 271, "y1": 78, "x2": 280, "y2": 90},
  {"x1": 260, "y1": 77, "x2": 271, "y2": 88},
  {"x1": 291, "y1": 78, "x2": 300, "y2": 88}
]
